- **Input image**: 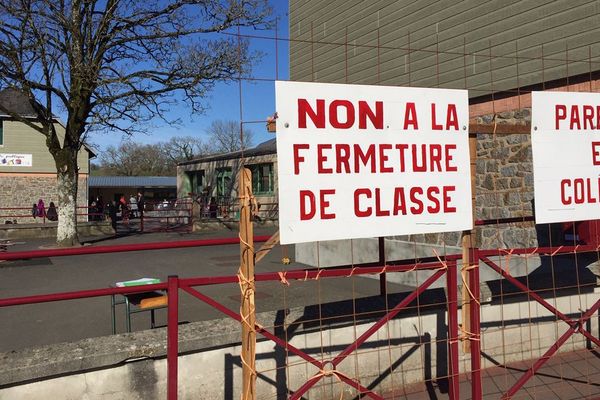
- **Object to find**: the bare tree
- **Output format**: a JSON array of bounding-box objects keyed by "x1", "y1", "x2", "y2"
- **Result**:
[
  {"x1": 161, "y1": 136, "x2": 210, "y2": 162},
  {"x1": 206, "y1": 119, "x2": 254, "y2": 153},
  {"x1": 95, "y1": 135, "x2": 208, "y2": 175},
  {"x1": 97, "y1": 142, "x2": 174, "y2": 176},
  {"x1": 0, "y1": 0, "x2": 271, "y2": 246}
]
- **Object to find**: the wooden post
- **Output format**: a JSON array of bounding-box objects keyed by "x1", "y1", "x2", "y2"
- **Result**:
[
  {"x1": 239, "y1": 167, "x2": 256, "y2": 400},
  {"x1": 462, "y1": 133, "x2": 478, "y2": 353}
]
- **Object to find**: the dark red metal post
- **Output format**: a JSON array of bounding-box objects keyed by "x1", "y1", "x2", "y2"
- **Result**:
[
  {"x1": 378, "y1": 237, "x2": 386, "y2": 296},
  {"x1": 167, "y1": 275, "x2": 179, "y2": 400},
  {"x1": 469, "y1": 248, "x2": 482, "y2": 400},
  {"x1": 446, "y1": 260, "x2": 459, "y2": 400}
]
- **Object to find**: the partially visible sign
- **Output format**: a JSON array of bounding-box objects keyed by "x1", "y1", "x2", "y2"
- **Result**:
[
  {"x1": 275, "y1": 81, "x2": 472, "y2": 244},
  {"x1": 0, "y1": 153, "x2": 32, "y2": 167},
  {"x1": 532, "y1": 91, "x2": 600, "y2": 224}
]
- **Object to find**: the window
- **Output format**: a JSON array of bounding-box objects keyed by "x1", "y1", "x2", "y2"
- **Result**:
[
  {"x1": 249, "y1": 163, "x2": 274, "y2": 194},
  {"x1": 216, "y1": 167, "x2": 232, "y2": 197},
  {"x1": 185, "y1": 170, "x2": 204, "y2": 195}
]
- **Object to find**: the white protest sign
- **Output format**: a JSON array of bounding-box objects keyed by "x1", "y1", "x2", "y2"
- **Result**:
[
  {"x1": 532, "y1": 91, "x2": 600, "y2": 224},
  {"x1": 275, "y1": 81, "x2": 472, "y2": 244}
]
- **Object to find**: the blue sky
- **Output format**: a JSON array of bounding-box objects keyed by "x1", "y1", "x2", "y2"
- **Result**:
[{"x1": 89, "y1": 1, "x2": 289, "y2": 152}]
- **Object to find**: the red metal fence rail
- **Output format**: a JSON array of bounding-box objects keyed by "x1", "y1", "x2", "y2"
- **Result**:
[
  {"x1": 0, "y1": 257, "x2": 462, "y2": 400},
  {"x1": 0, "y1": 228, "x2": 598, "y2": 399}
]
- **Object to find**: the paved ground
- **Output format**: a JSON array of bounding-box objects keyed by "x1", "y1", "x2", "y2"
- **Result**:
[
  {"x1": 396, "y1": 348, "x2": 600, "y2": 399},
  {"x1": 0, "y1": 223, "x2": 413, "y2": 352}
]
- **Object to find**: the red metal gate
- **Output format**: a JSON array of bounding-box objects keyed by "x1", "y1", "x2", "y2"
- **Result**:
[
  {"x1": 0, "y1": 236, "x2": 599, "y2": 399},
  {"x1": 141, "y1": 199, "x2": 193, "y2": 233}
]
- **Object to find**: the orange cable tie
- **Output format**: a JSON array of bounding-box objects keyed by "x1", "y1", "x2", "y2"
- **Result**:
[
  {"x1": 311, "y1": 368, "x2": 362, "y2": 400},
  {"x1": 550, "y1": 245, "x2": 564, "y2": 257},
  {"x1": 347, "y1": 266, "x2": 358, "y2": 277},
  {"x1": 432, "y1": 248, "x2": 448, "y2": 271},
  {"x1": 278, "y1": 271, "x2": 290, "y2": 286}
]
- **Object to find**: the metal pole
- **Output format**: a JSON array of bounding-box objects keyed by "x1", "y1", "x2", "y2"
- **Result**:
[
  {"x1": 239, "y1": 168, "x2": 256, "y2": 400},
  {"x1": 167, "y1": 275, "x2": 179, "y2": 400},
  {"x1": 378, "y1": 237, "x2": 386, "y2": 296}
]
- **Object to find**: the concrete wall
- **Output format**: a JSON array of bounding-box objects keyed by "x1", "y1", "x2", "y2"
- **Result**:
[{"x1": 1, "y1": 287, "x2": 597, "y2": 399}]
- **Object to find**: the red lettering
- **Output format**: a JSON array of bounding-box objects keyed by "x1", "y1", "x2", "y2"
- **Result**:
[
  {"x1": 354, "y1": 144, "x2": 376, "y2": 173},
  {"x1": 293, "y1": 144, "x2": 310, "y2": 175},
  {"x1": 443, "y1": 186, "x2": 456, "y2": 212},
  {"x1": 555, "y1": 104, "x2": 566, "y2": 130},
  {"x1": 354, "y1": 188, "x2": 372, "y2": 217},
  {"x1": 412, "y1": 144, "x2": 427, "y2": 172},
  {"x1": 395, "y1": 144, "x2": 409, "y2": 172},
  {"x1": 298, "y1": 99, "x2": 325, "y2": 128},
  {"x1": 378, "y1": 144, "x2": 393, "y2": 173},
  {"x1": 335, "y1": 144, "x2": 351, "y2": 173},
  {"x1": 561, "y1": 179, "x2": 572, "y2": 205},
  {"x1": 409, "y1": 187, "x2": 424, "y2": 214},
  {"x1": 426, "y1": 187, "x2": 441, "y2": 213},
  {"x1": 317, "y1": 144, "x2": 333, "y2": 173},
  {"x1": 431, "y1": 103, "x2": 443, "y2": 130},
  {"x1": 445, "y1": 144, "x2": 457, "y2": 171},
  {"x1": 404, "y1": 102, "x2": 418, "y2": 130},
  {"x1": 374, "y1": 188, "x2": 390, "y2": 216},
  {"x1": 593, "y1": 141, "x2": 600, "y2": 166},
  {"x1": 570, "y1": 105, "x2": 581, "y2": 130},
  {"x1": 393, "y1": 187, "x2": 407, "y2": 215},
  {"x1": 446, "y1": 104, "x2": 459, "y2": 130},
  {"x1": 587, "y1": 178, "x2": 597, "y2": 203},
  {"x1": 329, "y1": 100, "x2": 355, "y2": 129},
  {"x1": 358, "y1": 101, "x2": 384, "y2": 129},
  {"x1": 429, "y1": 144, "x2": 442, "y2": 171},
  {"x1": 300, "y1": 190, "x2": 316, "y2": 220},
  {"x1": 583, "y1": 105, "x2": 595, "y2": 129},
  {"x1": 320, "y1": 189, "x2": 336, "y2": 219},
  {"x1": 574, "y1": 178, "x2": 585, "y2": 204}
]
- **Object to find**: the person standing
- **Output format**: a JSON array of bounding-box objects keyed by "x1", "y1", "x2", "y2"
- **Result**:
[
  {"x1": 96, "y1": 196, "x2": 104, "y2": 221},
  {"x1": 108, "y1": 201, "x2": 118, "y2": 232},
  {"x1": 119, "y1": 195, "x2": 129, "y2": 225},
  {"x1": 136, "y1": 191, "x2": 145, "y2": 219}
]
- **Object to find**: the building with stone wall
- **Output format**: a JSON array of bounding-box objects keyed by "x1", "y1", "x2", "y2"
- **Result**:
[
  {"x1": 286, "y1": 0, "x2": 600, "y2": 257},
  {"x1": 0, "y1": 88, "x2": 92, "y2": 223}
]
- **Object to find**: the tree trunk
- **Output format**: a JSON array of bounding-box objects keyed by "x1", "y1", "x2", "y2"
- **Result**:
[{"x1": 55, "y1": 153, "x2": 80, "y2": 247}]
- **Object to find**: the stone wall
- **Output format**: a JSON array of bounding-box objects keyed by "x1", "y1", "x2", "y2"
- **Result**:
[
  {"x1": 474, "y1": 110, "x2": 537, "y2": 249},
  {"x1": 0, "y1": 174, "x2": 88, "y2": 223}
]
